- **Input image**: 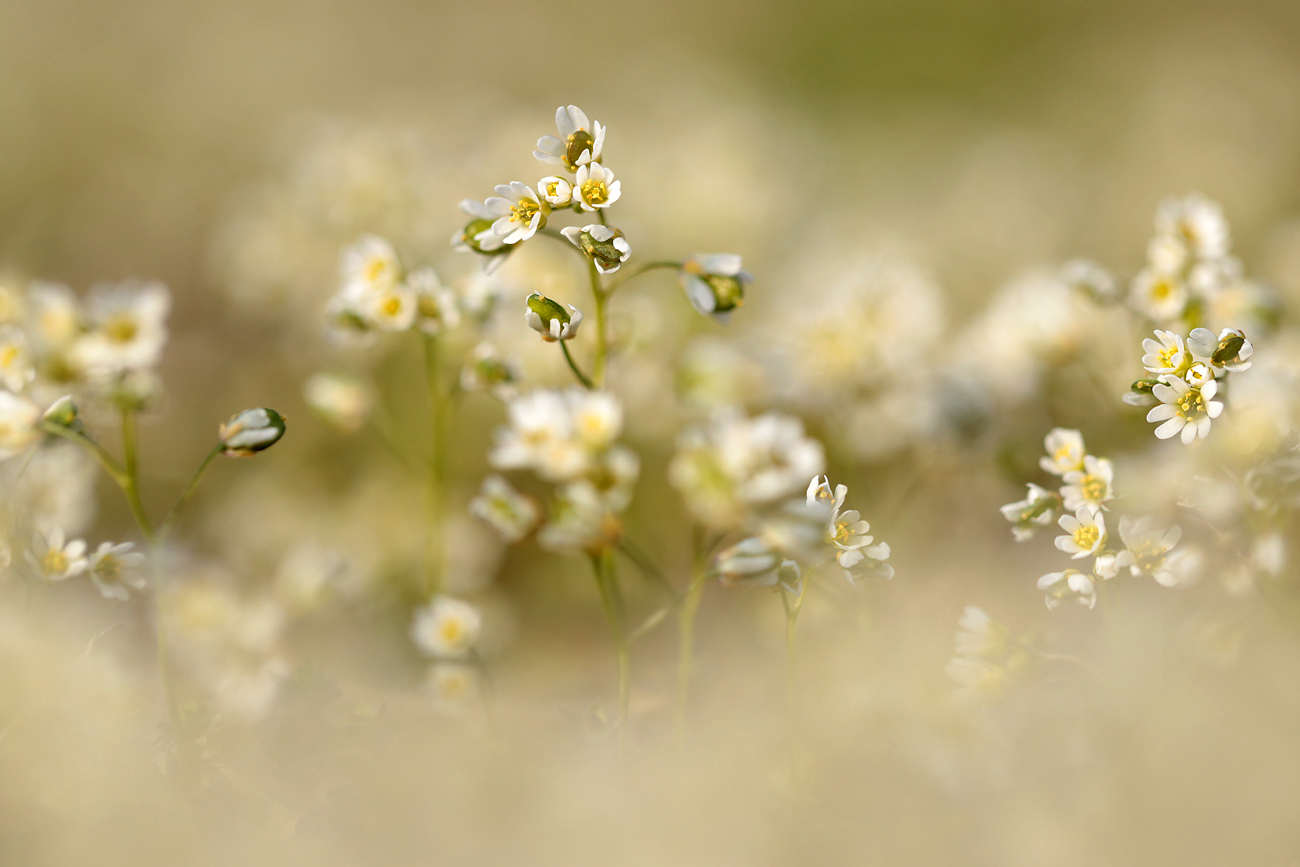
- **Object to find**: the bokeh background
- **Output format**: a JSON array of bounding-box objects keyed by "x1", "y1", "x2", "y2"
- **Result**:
[{"x1": 4, "y1": 0, "x2": 1300, "y2": 864}]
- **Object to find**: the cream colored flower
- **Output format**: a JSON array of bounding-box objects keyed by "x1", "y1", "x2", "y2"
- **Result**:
[
  {"x1": 303, "y1": 372, "x2": 372, "y2": 433},
  {"x1": 534, "y1": 105, "x2": 606, "y2": 172},
  {"x1": 407, "y1": 267, "x2": 461, "y2": 335},
  {"x1": 1141, "y1": 330, "x2": 1192, "y2": 376},
  {"x1": 1000, "y1": 483, "x2": 1058, "y2": 541},
  {"x1": 1054, "y1": 506, "x2": 1106, "y2": 559},
  {"x1": 87, "y1": 542, "x2": 147, "y2": 600},
  {"x1": 1146, "y1": 376, "x2": 1223, "y2": 443},
  {"x1": 0, "y1": 327, "x2": 35, "y2": 392},
  {"x1": 469, "y1": 474, "x2": 540, "y2": 543},
  {"x1": 28, "y1": 527, "x2": 88, "y2": 581},
  {"x1": 1037, "y1": 568, "x2": 1096, "y2": 609},
  {"x1": 1187, "y1": 326, "x2": 1253, "y2": 373},
  {"x1": 341, "y1": 234, "x2": 402, "y2": 294},
  {"x1": 1155, "y1": 193, "x2": 1231, "y2": 262},
  {"x1": 538, "y1": 176, "x2": 573, "y2": 207},
  {"x1": 481, "y1": 182, "x2": 549, "y2": 246},
  {"x1": 679, "y1": 254, "x2": 750, "y2": 322},
  {"x1": 1039, "y1": 428, "x2": 1085, "y2": 476},
  {"x1": 1061, "y1": 455, "x2": 1115, "y2": 512},
  {"x1": 1129, "y1": 268, "x2": 1188, "y2": 323},
  {"x1": 1116, "y1": 515, "x2": 1184, "y2": 587},
  {"x1": 411, "y1": 596, "x2": 481, "y2": 659},
  {"x1": 69, "y1": 280, "x2": 171, "y2": 376},
  {"x1": 572, "y1": 163, "x2": 620, "y2": 212},
  {"x1": 0, "y1": 390, "x2": 41, "y2": 460}
]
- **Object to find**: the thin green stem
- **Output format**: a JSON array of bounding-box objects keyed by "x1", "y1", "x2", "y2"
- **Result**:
[
  {"x1": 424, "y1": 334, "x2": 448, "y2": 599},
  {"x1": 781, "y1": 579, "x2": 808, "y2": 781},
  {"x1": 591, "y1": 549, "x2": 630, "y2": 745},
  {"x1": 587, "y1": 259, "x2": 609, "y2": 387},
  {"x1": 158, "y1": 444, "x2": 222, "y2": 541},
  {"x1": 675, "y1": 569, "x2": 707, "y2": 739},
  {"x1": 559, "y1": 340, "x2": 595, "y2": 389},
  {"x1": 119, "y1": 410, "x2": 155, "y2": 544},
  {"x1": 605, "y1": 261, "x2": 681, "y2": 296},
  {"x1": 40, "y1": 421, "x2": 127, "y2": 487}
]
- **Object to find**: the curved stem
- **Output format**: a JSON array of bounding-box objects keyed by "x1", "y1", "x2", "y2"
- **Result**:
[
  {"x1": 40, "y1": 421, "x2": 127, "y2": 487},
  {"x1": 559, "y1": 340, "x2": 594, "y2": 389},
  {"x1": 158, "y1": 444, "x2": 222, "y2": 541}
]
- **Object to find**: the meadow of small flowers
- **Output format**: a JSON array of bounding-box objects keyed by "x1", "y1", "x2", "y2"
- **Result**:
[{"x1": 6, "y1": 3, "x2": 1300, "y2": 864}]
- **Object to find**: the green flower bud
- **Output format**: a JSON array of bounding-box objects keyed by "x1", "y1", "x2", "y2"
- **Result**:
[
  {"x1": 219, "y1": 408, "x2": 287, "y2": 457},
  {"x1": 42, "y1": 395, "x2": 82, "y2": 432},
  {"x1": 524, "y1": 293, "x2": 583, "y2": 342},
  {"x1": 560, "y1": 225, "x2": 632, "y2": 274}
]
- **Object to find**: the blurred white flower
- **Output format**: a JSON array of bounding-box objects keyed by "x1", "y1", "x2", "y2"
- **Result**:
[
  {"x1": 534, "y1": 105, "x2": 605, "y2": 172},
  {"x1": 69, "y1": 280, "x2": 170, "y2": 377},
  {"x1": 678, "y1": 254, "x2": 750, "y2": 322},
  {"x1": 1037, "y1": 568, "x2": 1097, "y2": 610},
  {"x1": 1146, "y1": 376, "x2": 1223, "y2": 443},
  {"x1": 341, "y1": 234, "x2": 402, "y2": 294},
  {"x1": 1039, "y1": 428, "x2": 1086, "y2": 476},
  {"x1": 424, "y1": 662, "x2": 482, "y2": 715},
  {"x1": 0, "y1": 327, "x2": 35, "y2": 392},
  {"x1": 1128, "y1": 268, "x2": 1187, "y2": 323},
  {"x1": 25, "y1": 281, "x2": 81, "y2": 354},
  {"x1": 1115, "y1": 515, "x2": 1184, "y2": 587},
  {"x1": 1000, "y1": 483, "x2": 1059, "y2": 541},
  {"x1": 408, "y1": 267, "x2": 461, "y2": 335},
  {"x1": 411, "y1": 596, "x2": 482, "y2": 659},
  {"x1": 1061, "y1": 455, "x2": 1115, "y2": 512},
  {"x1": 1155, "y1": 193, "x2": 1231, "y2": 262},
  {"x1": 0, "y1": 390, "x2": 41, "y2": 460},
  {"x1": 27, "y1": 528, "x2": 88, "y2": 581},
  {"x1": 304, "y1": 372, "x2": 373, "y2": 433},
  {"x1": 1054, "y1": 506, "x2": 1106, "y2": 559},
  {"x1": 1060, "y1": 258, "x2": 1119, "y2": 303},
  {"x1": 470, "y1": 474, "x2": 540, "y2": 543},
  {"x1": 87, "y1": 542, "x2": 147, "y2": 600}
]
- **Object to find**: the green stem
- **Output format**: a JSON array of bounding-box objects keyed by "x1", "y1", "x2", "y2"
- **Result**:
[
  {"x1": 119, "y1": 410, "x2": 155, "y2": 545},
  {"x1": 424, "y1": 334, "x2": 448, "y2": 598},
  {"x1": 587, "y1": 259, "x2": 609, "y2": 387},
  {"x1": 40, "y1": 421, "x2": 127, "y2": 487},
  {"x1": 591, "y1": 549, "x2": 630, "y2": 743},
  {"x1": 157, "y1": 444, "x2": 222, "y2": 541},
  {"x1": 559, "y1": 340, "x2": 595, "y2": 389},
  {"x1": 781, "y1": 579, "x2": 807, "y2": 780},
  {"x1": 605, "y1": 261, "x2": 681, "y2": 296},
  {"x1": 675, "y1": 569, "x2": 707, "y2": 739}
]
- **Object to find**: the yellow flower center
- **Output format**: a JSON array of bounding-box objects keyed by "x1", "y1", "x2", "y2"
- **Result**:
[
  {"x1": 1157, "y1": 346, "x2": 1180, "y2": 369},
  {"x1": 381, "y1": 296, "x2": 403, "y2": 317},
  {"x1": 580, "y1": 179, "x2": 608, "y2": 205},
  {"x1": 0, "y1": 346, "x2": 16, "y2": 367},
  {"x1": 1177, "y1": 389, "x2": 1205, "y2": 417},
  {"x1": 1054, "y1": 445, "x2": 1074, "y2": 466},
  {"x1": 439, "y1": 618, "x2": 464, "y2": 647},
  {"x1": 365, "y1": 257, "x2": 389, "y2": 283},
  {"x1": 1151, "y1": 279, "x2": 1173, "y2": 301},
  {"x1": 1081, "y1": 475, "x2": 1107, "y2": 501},
  {"x1": 546, "y1": 181, "x2": 560, "y2": 197},
  {"x1": 510, "y1": 199, "x2": 540, "y2": 225},
  {"x1": 105, "y1": 315, "x2": 138, "y2": 343},
  {"x1": 1073, "y1": 524, "x2": 1100, "y2": 550},
  {"x1": 42, "y1": 549, "x2": 68, "y2": 575}
]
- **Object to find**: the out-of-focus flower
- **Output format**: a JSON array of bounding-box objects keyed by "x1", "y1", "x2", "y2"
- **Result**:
[
  {"x1": 274, "y1": 544, "x2": 352, "y2": 612},
  {"x1": 1146, "y1": 376, "x2": 1222, "y2": 443},
  {"x1": 69, "y1": 281, "x2": 170, "y2": 378},
  {"x1": 1061, "y1": 455, "x2": 1115, "y2": 512},
  {"x1": 425, "y1": 662, "x2": 482, "y2": 715},
  {"x1": 561, "y1": 225, "x2": 631, "y2": 274},
  {"x1": 460, "y1": 342, "x2": 520, "y2": 400},
  {"x1": 715, "y1": 537, "x2": 783, "y2": 588},
  {"x1": 408, "y1": 267, "x2": 461, "y2": 335},
  {"x1": 0, "y1": 391, "x2": 41, "y2": 460},
  {"x1": 1055, "y1": 506, "x2": 1106, "y2": 559},
  {"x1": 1060, "y1": 258, "x2": 1119, "y2": 303},
  {"x1": 1128, "y1": 268, "x2": 1188, "y2": 323},
  {"x1": 525, "y1": 292, "x2": 584, "y2": 342},
  {"x1": 534, "y1": 105, "x2": 605, "y2": 172},
  {"x1": 341, "y1": 234, "x2": 402, "y2": 295},
  {"x1": 304, "y1": 372, "x2": 373, "y2": 433},
  {"x1": 25, "y1": 281, "x2": 81, "y2": 355},
  {"x1": 1115, "y1": 515, "x2": 1183, "y2": 587},
  {"x1": 1156, "y1": 193, "x2": 1231, "y2": 262},
  {"x1": 452, "y1": 199, "x2": 511, "y2": 267},
  {"x1": 411, "y1": 596, "x2": 482, "y2": 659},
  {"x1": 27, "y1": 528, "x2": 88, "y2": 581},
  {"x1": 678, "y1": 254, "x2": 750, "y2": 322},
  {"x1": 219, "y1": 408, "x2": 287, "y2": 456},
  {"x1": 42, "y1": 395, "x2": 80, "y2": 431},
  {"x1": 0, "y1": 327, "x2": 35, "y2": 392},
  {"x1": 490, "y1": 389, "x2": 589, "y2": 481},
  {"x1": 469, "y1": 474, "x2": 540, "y2": 543},
  {"x1": 87, "y1": 542, "x2": 147, "y2": 600},
  {"x1": 1037, "y1": 568, "x2": 1097, "y2": 609},
  {"x1": 536, "y1": 480, "x2": 623, "y2": 553},
  {"x1": 481, "y1": 182, "x2": 549, "y2": 246},
  {"x1": 1000, "y1": 483, "x2": 1059, "y2": 542},
  {"x1": 1039, "y1": 428, "x2": 1086, "y2": 476},
  {"x1": 947, "y1": 606, "x2": 1030, "y2": 704},
  {"x1": 572, "y1": 163, "x2": 620, "y2": 211}
]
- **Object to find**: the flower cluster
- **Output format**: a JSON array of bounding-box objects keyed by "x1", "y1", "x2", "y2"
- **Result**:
[
  {"x1": 1126, "y1": 326, "x2": 1252, "y2": 443},
  {"x1": 944, "y1": 607, "x2": 1032, "y2": 707},
  {"x1": 324, "y1": 235, "x2": 461, "y2": 342}
]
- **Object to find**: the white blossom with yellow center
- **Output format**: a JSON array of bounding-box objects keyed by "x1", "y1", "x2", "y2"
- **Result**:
[
  {"x1": 1054, "y1": 506, "x2": 1106, "y2": 559},
  {"x1": 481, "y1": 182, "x2": 549, "y2": 245},
  {"x1": 1146, "y1": 375, "x2": 1223, "y2": 443},
  {"x1": 1061, "y1": 455, "x2": 1115, "y2": 512},
  {"x1": 0, "y1": 327, "x2": 35, "y2": 393},
  {"x1": 27, "y1": 527, "x2": 88, "y2": 581},
  {"x1": 0, "y1": 390, "x2": 41, "y2": 460},
  {"x1": 1141, "y1": 330, "x2": 1192, "y2": 376},
  {"x1": 534, "y1": 105, "x2": 606, "y2": 172},
  {"x1": 572, "y1": 163, "x2": 621, "y2": 212},
  {"x1": 1128, "y1": 267, "x2": 1188, "y2": 323},
  {"x1": 1039, "y1": 427, "x2": 1086, "y2": 476},
  {"x1": 411, "y1": 596, "x2": 482, "y2": 659}
]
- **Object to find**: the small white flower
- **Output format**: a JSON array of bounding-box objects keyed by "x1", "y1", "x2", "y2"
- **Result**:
[
  {"x1": 469, "y1": 474, "x2": 540, "y2": 543},
  {"x1": 0, "y1": 327, "x2": 35, "y2": 392},
  {"x1": 1060, "y1": 455, "x2": 1115, "y2": 512},
  {"x1": 1037, "y1": 568, "x2": 1096, "y2": 610},
  {"x1": 218, "y1": 407, "x2": 287, "y2": 456},
  {"x1": 1060, "y1": 258, "x2": 1119, "y2": 302},
  {"x1": 1141, "y1": 330, "x2": 1192, "y2": 375},
  {"x1": 341, "y1": 235, "x2": 402, "y2": 294},
  {"x1": 481, "y1": 182, "x2": 549, "y2": 245},
  {"x1": 679, "y1": 254, "x2": 750, "y2": 322},
  {"x1": 28, "y1": 528, "x2": 88, "y2": 581},
  {"x1": 715, "y1": 537, "x2": 782, "y2": 588},
  {"x1": 1155, "y1": 193, "x2": 1231, "y2": 262},
  {"x1": 524, "y1": 293, "x2": 584, "y2": 342},
  {"x1": 536, "y1": 480, "x2": 622, "y2": 553},
  {"x1": 1188, "y1": 326, "x2": 1253, "y2": 373},
  {"x1": 424, "y1": 662, "x2": 481, "y2": 715},
  {"x1": 1116, "y1": 515, "x2": 1183, "y2": 586},
  {"x1": 0, "y1": 390, "x2": 41, "y2": 460},
  {"x1": 1129, "y1": 268, "x2": 1188, "y2": 323},
  {"x1": 406, "y1": 267, "x2": 461, "y2": 335},
  {"x1": 1054, "y1": 506, "x2": 1106, "y2": 559},
  {"x1": 806, "y1": 475, "x2": 847, "y2": 515},
  {"x1": 490, "y1": 389, "x2": 589, "y2": 481},
  {"x1": 70, "y1": 280, "x2": 171, "y2": 376},
  {"x1": 534, "y1": 105, "x2": 606, "y2": 172},
  {"x1": 572, "y1": 163, "x2": 621, "y2": 211},
  {"x1": 354, "y1": 281, "x2": 418, "y2": 332},
  {"x1": 452, "y1": 199, "x2": 511, "y2": 264},
  {"x1": 568, "y1": 390, "x2": 622, "y2": 450},
  {"x1": 1146, "y1": 376, "x2": 1223, "y2": 443},
  {"x1": 538, "y1": 176, "x2": 573, "y2": 207},
  {"x1": 560, "y1": 225, "x2": 631, "y2": 274},
  {"x1": 303, "y1": 372, "x2": 372, "y2": 433},
  {"x1": 87, "y1": 542, "x2": 147, "y2": 600},
  {"x1": 1039, "y1": 428, "x2": 1086, "y2": 476},
  {"x1": 1000, "y1": 482, "x2": 1058, "y2": 541},
  {"x1": 460, "y1": 342, "x2": 520, "y2": 399},
  {"x1": 25, "y1": 281, "x2": 82, "y2": 353},
  {"x1": 411, "y1": 596, "x2": 482, "y2": 659}
]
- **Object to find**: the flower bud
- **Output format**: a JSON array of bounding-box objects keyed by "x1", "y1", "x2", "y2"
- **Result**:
[
  {"x1": 560, "y1": 225, "x2": 632, "y2": 274},
  {"x1": 679, "y1": 254, "x2": 751, "y2": 322},
  {"x1": 1122, "y1": 378, "x2": 1159, "y2": 407},
  {"x1": 219, "y1": 408, "x2": 287, "y2": 457},
  {"x1": 42, "y1": 395, "x2": 82, "y2": 432},
  {"x1": 525, "y1": 293, "x2": 583, "y2": 342},
  {"x1": 1211, "y1": 328, "x2": 1252, "y2": 372},
  {"x1": 460, "y1": 342, "x2": 519, "y2": 399},
  {"x1": 450, "y1": 200, "x2": 511, "y2": 271}
]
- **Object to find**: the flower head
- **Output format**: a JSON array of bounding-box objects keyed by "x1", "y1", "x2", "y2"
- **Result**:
[
  {"x1": 341, "y1": 235, "x2": 402, "y2": 294},
  {"x1": 1116, "y1": 515, "x2": 1183, "y2": 587},
  {"x1": 534, "y1": 105, "x2": 606, "y2": 172},
  {"x1": 0, "y1": 326, "x2": 35, "y2": 392},
  {"x1": 561, "y1": 225, "x2": 631, "y2": 274},
  {"x1": 70, "y1": 280, "x2": 170, "y2": 378},
  {"x1": 1039, "y1": 428, "x2": 1086, "y2": 476},
  {"x1": 87, "y1": 542, "x2": 147, "y2": 600},
  {"x1": 27, "y1": 528, "x2": 88, "y2": 581},
  {"x1": 1146, "y1": 376, "x2": 1223, "y2": 443},
  {"x1": 1060, "y1": 455, "x2": 1115, "y2": 512},
  {"x1": 469, "y1": 474, "x2": 540, "y2": 543},
  {"x1": 679, "y1": 255, "x2": 750, "y2": 322},
  {"x1": 537, "y1": 176, "x2": 574, "y2": 207},
  {"x1": 407, "y1": 267, "x2": 461, "y2": 335},
  {"x1": 572, "y1": 163, "x2": 621, "y2": 211},
  {"x1": 451, "y1": 199, "x2": 511, "y2": 268},
  {"x1": 482, "y1": 182, "x2": 549, "y2": 246},
  {"x1": 1054, "y1": 506, "x2": 1106, "y2": 559},
  {"x1": 1188, "y1": 327, "x2": 1253, "y2": 373},
  {"x1": 0, "y1": 390, "x2": 41, "y2": 460},
  {"x1": 1129, "y1": 268, "x2": 1188, "y2": 323},
  {"x1": 1037, "y1": 568, "x2": 1097, "y2": 609},
  {"x1": 1000, "y1": 482, "x2": 1059, "y2": 541},
  {"x1": 219, "y1": 407, "x2": 287, "y2": 456},
  {"x1": 304, "y1": 373, "x2": 372, "y2": 433},
  {"x1": 411, "y1": 596, "x2": 482, "y2": 659},
  {"x1": 1141, "y1": 330, "x2": 1193, "y2": 376},
  {"x1": 460, "y1": 342, "x2": 520, "y2": 400}
]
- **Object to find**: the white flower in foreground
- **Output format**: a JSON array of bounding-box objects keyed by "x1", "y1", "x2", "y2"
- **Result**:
[
  {"x1": 1187, "y1": 327, "x2": 1253, "y2": 373},
  {"x1": 572, "y1": 163, "x2": 621, "y2": 211},
  {"x1": 0, "y1": 390, "x2": 41, "y2": 460},
  {"x1": 0, "y1": 327, "x2": 35, "y2": 392},
  {"x1": 1061, "y1": 455, "x2": 1115, "y2": 512},
  {"x1": 1037, "y1": 568, "x2": 1097, "y2": 610},
  {"x1": 1155, "y1": 193, "x2": 1231, "y2": 262},
  {"x1": 1000, "y1": 483, "x2": 1059, "y2": 541},
  {"x1": 219, "y1": 408, "x2": 287, "y2": 457},
  {"x1": 534, "y1": 105, "x2": 606, "y2": 172},
  {"x1": 1055, "y1": 506, "x2": 1106, "y2": 559},
  {"x1": 1116, "y1": 515, "x2": 1183, "y2": 586},
  {"x1": 538, "y1": 176, "x2": 573, "y2": 207},
  {"x1": 679, "y1": 254, "x2": 750, "y2": 322},
  {"x1": 411, "y1": 596, "x2": 482, "y2": 659},
  {"x1": 407, "y1": 267, "x2": 461, "y2": 335},
  {"x1": 1146, "y1": 376, "x2": 1222, "y2": 443},
  {"x1": 1039, "y1": 428, "x2": 1086, "y2": 476},
  {"x1": 524, "y1": 292, "x2": 584, "y2": 342},
  {"x1": 304, "y1": 372, "x2": 372, "y2": 433},
  {"x1": 469, "y1": 474, "x2": 540, "y2": 543},
  {"x1": 1129, "y1": 268, "x2": 1188, "y2": 323},
  {"x1": 1141, "y1": 330, "x2": 1192, "y2": 376},
  {"x1": 341, "y1": 235, "x2": 402, "y2": 294},
  {"x1": 425, "y1": 662, "x2": 481, "y2": 715},
  {"x1": 561, "y1": 225, "x2": 631, "y2": 274},
  {"x1": 28, "y1": 528, "x2": 88, "y2": 581},
  {"x1": 482, "y1": 182, "x2": 549, "y2": 245},
  {"x1": 70, "y1": 280, "x2": 171, "y2": 376},
  {"x1": 87, "y1": 542, "x2": 147, "y2": 600}
]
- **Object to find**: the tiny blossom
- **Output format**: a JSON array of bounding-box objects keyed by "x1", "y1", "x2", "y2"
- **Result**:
[
  {"x1": 0, "y1": 326, "x2": 35, "y2": 392},
  {"x1": 1141, "y1": 330, "x2": 1193, "y2": 376},
  {"x1": 1128, "y1": 268, "x2": 1188, "y2": 323},
  {"x1": 87, "y1": 542, "x2": 147, "y2": 600},
  {"x1": 806, "y1": 475, "x2": 891, "y2": 582},
  {"x1": 1059, "y1": 258, "x2": 1119, "y2": 303},
  {"x1": 341, "y1": 235, "x2": 402, "y2": 294},
  {"x1": 469, "y1": 474, "x2": 540, "y2": 543},
  {"x1": 561, "y1": 225, "x2": 631, "y2": 274},
  {"x1": 534, "y1": 105, "x2": 606, "y2": 172},
  {"x1": 411, "y1": 596, "x2": 482, "y2": 659},
  {"x1": 1037, "y1": 568, "x2": 1097, "y2": 610},
  {"x1": 0, "y1": 390, "x2": 41, "y2": 460},
  {"x1": 451, "y1": 199, "x2": 511, "y2": 268},
  {"x1": 572, "y1": 163, "x2": 621, "y2": 212},
  {"x1": 1039, "y1": 428, "x2": 1086, "y2": 476},
  {"x1": 1115, "y1": 515, "x2": 1183, "y2": 586},
  {"x1": 1187, "y1": 326, "x2": 1253, "y2": 373},
  {"x1": 679, "y1": 254, "x2": 750, "y2": 322},
  {"x1": 425, "y1": 662, "x2": 482, "y2": 715},
  {"x1": 219, "y1": 408, "x2": 287, "y2": 456},
  {"x1": 1000, "y1": 483, "x2": 1059, "y2": 541},
  {"x1": 69, "y1": 280, "x2": 170, "y2": 377},
  {"x1": 1061, "y1": 455, "x2": 1115, "y2": 512},
  {"x1": 25, "y1": 281, "x2": 82, "y2": 353},
  {"x1": 1054, "y1": 506, "x2": 1106, "y2": 559},
  {"x1": 407, "y1": 267, "x2": 461, "y2": 335},
  {"x1": 460, "y1": 342, "x2": 520, "y2": 399},
  {"x1": 524, "y1": 292, "x2": 584, "y2": 342},
  {"x1": 1146, "y1": 375, "x2": 1222, "y2": 443},
  {"x1": 536, "y1": 480, "x2": 624, "y2": 553},
  {"x1": 538, "y1": 176, "x2": 573, "y2": 207},
  {"x1": 28, "y1": 528, "x2": 88, "y2": 581},
  {"x1": 303, "y1": 372, "x2": 372, "y2": 433},
  {"x1": 355, "y1": 280, "x2": 419, "y2": 332},
  {"x1": 481, "y1": 182, "x2": 549, "y2": 246},
  {"x1": 1155, "y1": 193, "x2": 1231, "y2": 262},
  {"x1": 490, "y1": 389, "x2": 590, "y2": 481},
  {"x1": 714, "y1": 537, "x2": 783, "y2": 588}
]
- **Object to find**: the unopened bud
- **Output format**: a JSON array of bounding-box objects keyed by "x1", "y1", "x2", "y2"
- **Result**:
[
  {"x1": 219, "y1": 408, "x2": 287, "y2": 457},
  {"x1": 679, "y1": 254, "x2": 751, "y2": 322},
  {"x1": 525, "y1": 293, "x2": 583, "y2": 342},
  {"x1": 42, "y1": 395, "x2": 82, "y2": 432},
  {"x1": 560, "y1": 225, "x2": 632, "y2": 274}
]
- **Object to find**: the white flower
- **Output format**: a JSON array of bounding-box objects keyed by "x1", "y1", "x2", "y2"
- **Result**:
[
  {"x1": 353, "y1": 280, "x2": 418, "y2": 332},
  {"x1": 469, "y1": 474, "x2": 540, "y2": 543},
  {"x1": 1146, "y1": 376, "x2": 1223, "y2": 443},
  {"x1": 0, "y1": 327, "x2": 35, "y2": 392},
  {"x1": 536, "y1": 480, "x2": 622, "y2": 553},
  {"x1": 411, "y1": 596, "x2": 482, "y2": 659},
  {"x1": 999, "y1": 482, "x2": 1058, "y2": 541},
  {"x1": 538, "y1": 176, "x2": 573, "y2": 207},
  {"x1": 679, "y1": 254, "x2": 750, "y2": 322},
  {"x1": 0, "y1": 390, "x2": 41, "y2": 460},
  {"x1": 28, "y1": 528, "x2": 88, "y2": 581},
  {"x1": 1155, "y1": 193, "x2": 1231, "y2": 262},
  {"x1": 1160, "y1": 546, "x2": 1204, "y2": 588},
  {"x1": 954, "y1": 607, "x2": 1011, "y2": 660},
  {"x1": 534, "y1": 105, "x2": 606, "y2": 172},
  {"x1": 1147, "y1": 234, "x2": 1188, "y2": 275},
  {"x1": 1141, "y1": 330, "x2": 1192, "y2": 375},
  {"x1": 452, "y1": 199, "x2": 511, "y2": 262},
  {"x1": 424, "y1": 662, "x2": 481, "y2": 715},
  {"x1": 1037, "y1": 568, "x2": 1097, "y2": 610},
  {"x1": 218, "y1": 407, "x2": 287, "y2": 456},
  {"x1": 1039, "y1": 428, "x2": 1086, "y2": 476},
  {"x1": 714, "y1": 537, "x2": 782, "y2": 588},
  {"x1": 1060, "y1": 258, "x2": 1119, "y2": 302},
  {"x1": 1054, "y1": 506, "x2": 1106, "y2": 559},
  {"x1": 25, "y1": 282, "x2": 81, "y2": 352},
  {"x1": 806, "y1": 475, "x2": 847, "y2": 514},
  {"x1": 560, "y1": 225, "x2": 631, "y2": 274},
  {"x1": 407, "y1": 267, "x2": 460, "y2": 335},
  {"x1": 1060, "y1": 455, "x2": 1115, "y2": 512},
  {"x1": 304, "y1": 372, "x2": 372, "y2": 433},
  {"x1": 489, "y1": 388, "x2": 607, "y2": 482},
  {"x1": 87, "y1": 542, "x2": 147, "y2": 600},
  {"x1": 1129, "y1": 268, "x2": 1188, "y2": 323},
  {"x1": 1116, "y1": 515, "x2": 1183, "y2": 586},
  {"x1": 460, "y1": 342, "x2": 519, "y2": 399},
  {"x1": 69, "y1": 280, "x2": 171, "y2": 376},
  {"x1": 481, "y1": 182, "x2": 549, "y2": 245},
  {"x1": 524, "y1": 293, "x2": 584, "y2": 342},
  {"x1": 572, "y1": 163, "x2": 621, "y2": 211},
  {"x1": 341, "y1": 235, "x2": 402, "y2": 294}
]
